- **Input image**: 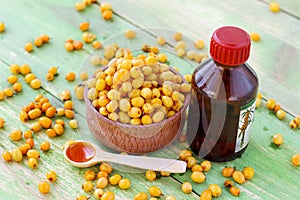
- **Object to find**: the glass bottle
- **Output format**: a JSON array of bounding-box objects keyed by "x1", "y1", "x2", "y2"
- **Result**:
[{"x1": 187, "y1": 26, "x2": 258, "y2": 162}]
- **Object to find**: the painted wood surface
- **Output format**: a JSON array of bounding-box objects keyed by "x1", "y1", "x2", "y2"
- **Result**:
[{"x1": 0, "y1": 0, "x2": 299, "y2": 199}]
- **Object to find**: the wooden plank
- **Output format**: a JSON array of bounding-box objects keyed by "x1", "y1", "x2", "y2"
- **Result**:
[
  {"x1": 261, "y1": 0, "x2": 300, "y2": 18},
  {"x1": 107, "y1": 0, "x2": 300, "y2": 116}
]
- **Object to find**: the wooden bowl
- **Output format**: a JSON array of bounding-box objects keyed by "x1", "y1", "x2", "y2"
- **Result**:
[{"x1": 84, "y1": 67, "x2": 190, "y2": 154}]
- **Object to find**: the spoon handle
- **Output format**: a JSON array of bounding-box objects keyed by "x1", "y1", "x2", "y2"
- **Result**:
[{"x1": 99, "y1": 152, "x2": 187, "y2": 173}]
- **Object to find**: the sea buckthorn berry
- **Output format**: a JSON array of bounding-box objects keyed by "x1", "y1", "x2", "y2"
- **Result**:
[
  {"x1": 272, "y1": 133, "x2": 283, "y2": 146},
  {"x1": 130, "y1": 118, "x2": 141, "y2": 125},
  {"x1": 56, "y1": 119, "x2": 65, "y2": 127},
  {"x1": 146, "y1": 171, "x2": 156, "y2": 181},
  {"x1": 20, "y1": 64, "x2": 31, "y2": 75},
  {"x1": 65, "y1": 72, "x2": 76, "y2": 82},
  {"x1": 30, "y1": 79, "x2": 42, "y2": 89},
  {"x1": 274, "y1": 104, "x2": 281, "y2": 113},
  {"x1": 142, "y1": 115, "x2": 152, "y2": 125},
  {"x1": 9, "y1": 129, "x2": 22, "y2": 141},
  {"x1": 65, "y1": 109, "x2": 75, "y2": 119},
  {"x1": 12, "y1": 148, "x2": 23, "y2": 162},
  {"x1": 28, "y1": 157, "x2": 38, "y2": 169},
  {"x1": 46, "y1": 72, "x2": 54, "y2": 81},
  {"x1": 101, "y1": 191, "x2": 115, "y2": 200},
  {"x1": 181, "y1": 182, "x2": 192, "y2": 194},
  {"x1": 97, "y1": 177, "x2": 108, "y2": 189},
  {"x1": 294, "y1": 117, "x2": 300, "y2": 126},
  {"x1": 0, "y1": 22, "x2": 5, "y2": 32},
  {"x1": 266, "y1": 99, "x2": 276, "y2": 110},
  {"x1": 64, "y1": 42, "x2": 74, "y2": 51},
  {"x1": 289, "y1": 120, "x2": 298, "y2": 129},
  {"x1": 46, "y1": 170, "x2": 57, "y2": 182},
  {"x1": 79, "y1": 21, "x2": 90, "y2": 31},
  {"x1": 20, "y1": 111, "x2": 29, "y2": 122},
  {"x1": 24, "y1": 42, "x2": 34, "y2": 52},
  {"x1": 13, "y1": 82, "x2": 22, "y2": 92},
  {"x1": 76, "y1": 195, "x2": 88, "y2": 200},
  {"x1": 232, "y1": 171, "x2": 246, "y2": 184},
  {"x1": 73, "y1": 40, "x2": 83, "y2": 50},
  {"x1": 82, "y1": 181, "x2": 94, "y2": 192},
  {"x1": 276, "y1": 109, "x2": 286, "y2": 120},
  {"x1": 109, "y1": 174, "x2": 122, "y2": 185},
  {"x1": 156, "y1": 36, "x2": 166, "y2": 46},
  {"x1": 223, "y1": 179, "x2": 234, "y2": 188},
  {"x1": 25, "y1": 73, "x2": 36, "y2": 84},
  {"x1": 40, "y1": 34, "x2": 50, "y2": 43},
  {"x1": 222, "y1": 167, "x2": 235, "y2": 177},
  {"x1": 10, "y1": 64, "x2": 20, "y2": 74},
  {"x1": 19, "y1": 144, "x2": 31, "y2": 155},
  {"x1": 173, "y1": 32, "x2": 182, "y2": 41},
  {"x1": 179, "y1": 149, "x2": 192, "y2": 161},
  {"x1": 0, "y1": 118, "x2": 5, "y2": 128},
  {"x1": 230, "y1": 186, "x2": 240, "y2": 197},
  {"x1": 28, "y1": 108, "x2": 42, "y2": 120},
  {"x1": 23, "y1": 130, "x2": 33, "y2": 139},
  {"x1": 100, "y1": 2, "x2": 112, "y2": 12},
  {"x1": 128, "y1": 107, "x2": 142, "y2": 118},
  {"x1": 243, "y1": 167, "x2": 255, "y2": 180},
  {"x1": 75, "y1": 2, "x2": 86, "y2": 11},
  {"x1": 250, "y1": 32, "x2": 261, "y2": 42},
  {"x1": 100, "y1": 162, "x2": 113, "y2": 174},
  {"x1": 201, "y1": 160, "x2": 211, "y2": 172},
  {"x1": 160, "y1": 171, "x2": 171, "y2": 177},
  {"x1": 69, "y1": 119, "x2": 79, "y2": 129},
  {"x1": 94, "y1": 188, "x2": 104, "y2": 199},
  {"x1": 166, "y1": 195, "x2": 176, "y2": 200},
  {"x1": 27, "y1": 149, "x2": 40, "y2": 159},
  {"x1": 0, "y1": 91, "x2": 5, "y2": 100},
  {"x1": 38, "y1": 181, "x2": 50, "y2": 194},
  {"x1": 39, "y1": 117, "x2": 52, "y2": 129},
  {"x1": 186, "y1": 156, "x2": 197, "y2": 169},
  {"x1": 30, "y1": 122, "x2": 42, "y2": 133},
  {"x1": 46, "y1": 128, "x2": 57, "y2": 138},
  {"x1": 291, "y1": 154, "x2": 300, "y2": 166},
  {"x1": 59, "y1": 89, "x2": 71, "y2": 101},
  {"x1": 200, "y1": 189, "x2": 212, "y2": 200},
  {"x1": 84, "y1": 170, "x2": 96, "y2": 181},
  {"x1": 40, "y1": 141, "x2": 51, "y2": 151},
  {"x1": 191, "y1": 171, "x2": 206, "y2": 183},
  {"x1": 134, "y1": 192, "x2": 148, "y2": 200},
  {"x1": 7, "y1": 75, "x2": 18, "y2": 84},
  {"x1": 3, "y1": 88, "x2": 13, "y2": 97},
  {"x1": 125, "y1": 30, "x2": 136, "y2": 39},
  {"x1": 208, "y1": 184, "x2": 222, "y2": 197},
  {"x1": 255, "y1": 98, "x2": 261, "y2": 108},
  {"x1": 269, "y1": 2, "x2": 280, "y2": 13},
  {"x1": 194, "y1": 39, "x2": 205, "y2": 49},
  {"x1": 97, "y1": 171, "x2": 109, "y2": 179},
  {"x1": 191, "y1": 164, "x2": 203, "y2": 172},
  {"x1": 148, "y1": 186, "x2": 162, "y2": 197},
  {"x1": 26, "y1": 138, "x2": 35, "y2": 148},
  {"x1": 92, "y1": 41, "x2": 102, "y2": 49},
  {"x1": 54, "y1": 124, "x2": 64, "y2": 136},
  {"x1": 186, "y1": 50, "x2": 196, "y2": 60},
  {"x1": 2, "y1": 151, "x2": 12, "y2": 162},
  {"x1": 118, "y1": 178, "x2": 131, "y2": 189},
  {"x1": 34, "y1": 37, "x2": 43, "y2": 47}
]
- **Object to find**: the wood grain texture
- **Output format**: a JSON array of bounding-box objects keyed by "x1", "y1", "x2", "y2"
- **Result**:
[
  {"x1": 0, "y1": 0, "x2": 300, "y2": 199},
  {"x1": 107, "y1": 0, "x2": 300, "y2": 116}
]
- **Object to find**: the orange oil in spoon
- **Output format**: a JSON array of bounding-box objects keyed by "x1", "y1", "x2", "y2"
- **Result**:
[{"x1": 66, "y1": 142, "x2": 96, "y2": 163}]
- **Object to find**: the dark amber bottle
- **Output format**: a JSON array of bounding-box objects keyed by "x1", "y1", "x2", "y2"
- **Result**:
[{"x1": 187, "y1": 26, "x2": 258, "y2": 162}]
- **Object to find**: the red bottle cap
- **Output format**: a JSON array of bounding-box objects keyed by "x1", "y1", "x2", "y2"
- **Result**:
[{"x1": 210, "y1": 26, "x2": 251, "y2": 66}]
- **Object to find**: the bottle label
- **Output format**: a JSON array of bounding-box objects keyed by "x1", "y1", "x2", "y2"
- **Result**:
[{"x1": 235, "y1": 98, "x2": 256, "y2": 153}]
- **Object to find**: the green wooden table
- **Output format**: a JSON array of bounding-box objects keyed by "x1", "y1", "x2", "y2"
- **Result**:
[{"x1": 0, "y1": 0, "x2": 300, "y2": 199}]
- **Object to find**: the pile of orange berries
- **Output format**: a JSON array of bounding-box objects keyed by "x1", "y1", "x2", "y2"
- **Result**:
[
  {"x1": 24, "y1": 34, "x2": 50, "y2": 53},
  {"x1": 19, "y1": 93, "x2": 77, "y2": 137},
  {"x1": 76, "y1": 162, "x2": 131, "y2": 200},
  {"x1": 64, "y1": 38, "x2": 84, "y2": 52}
]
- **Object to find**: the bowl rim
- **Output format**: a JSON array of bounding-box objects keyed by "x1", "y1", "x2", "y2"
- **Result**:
[{"x1": 84, "y1": 65, "x2": 191, "y2": 128}]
